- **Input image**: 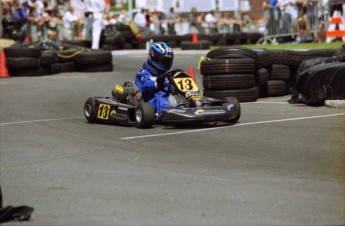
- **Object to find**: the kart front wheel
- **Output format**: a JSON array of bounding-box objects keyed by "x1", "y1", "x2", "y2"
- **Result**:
[
  {"x1": 223, "y1": 96, "x2": 241, "y2": 123},
  {"x1": 135, "y1": 103, "x2": 155, "y2": 128},
  {"x1": 84, "y1": 97, "x2": 101, "y2": 123}
]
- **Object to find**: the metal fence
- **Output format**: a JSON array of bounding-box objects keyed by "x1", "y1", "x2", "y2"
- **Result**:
[{"x1": 259, "y1": 0, "x2": 326, "y2": 44}]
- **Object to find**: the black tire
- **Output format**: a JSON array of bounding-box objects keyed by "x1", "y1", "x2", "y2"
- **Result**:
[
  {"x1": 4, "y1": 47, "x2": 41, "y2": 58},
  {"x1": 206, "y1": 46, "x2": 260, "y2": 62},
  {"x1": 200, "y1": 58, "x2": 256, "y2": 75},
  {"x1": 8, "y1": 67, "x2": 47, "y2": 76},
  {"x1": 59, "y1": 62, "x2": 75, "y2": 73},
  {"x1": 260, "y1": 80, "x2": 287, "y2": 97},
  {"x1": 223, "y1": 96, "x2": 241, "y2": 123},
  {"x1": 269, "y1": 64, "x2": 290, "y2": 81},
  {"x1": 203, "y1": 74, "x2": 255, "y2": 90},
  {"x1": 255, "y1": 68, "x2": 269, "y2": 86},
  {"x1": 57, "y1": 49, "x2": 81, "y2": 63},
  {"x1": 74, "y1": 49, "x2": 112, "y2": 65},
  {"x1": 135, "y1": 102, "x2": 155, "y2": 129},
  {"x1": 84, "y1": 97, "x2": 102, "y2": 123},
  {"x1": 40, "y1": 52, "x2": 57, "y2": 65},
  {"x1": 6, "y1": 57, "x2": 40, "y2": 69}
]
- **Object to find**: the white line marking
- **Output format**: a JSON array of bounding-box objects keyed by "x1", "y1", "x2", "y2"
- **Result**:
[
  {"x1": 0, "y1": 117, "x2": 83, "y2": 126},
  {"x1": 249, "y1": 101, "x2": 289, "y2": 104},
  {"x1": 120, "y1": 113, "x2": 345, "y2": 140}
]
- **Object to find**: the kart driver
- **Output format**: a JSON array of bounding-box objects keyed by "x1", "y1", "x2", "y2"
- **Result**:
[{"x1": 135, "y1": 42, "x2": 175, "y2": 118}]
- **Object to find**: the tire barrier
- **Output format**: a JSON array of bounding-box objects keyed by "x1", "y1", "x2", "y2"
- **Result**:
[
  {"x1": 201, "y1": 46, "x2": 343, "y2": 102},
  {"x1": 3, "y1": 40, "x2": 113, "y2": 76}
]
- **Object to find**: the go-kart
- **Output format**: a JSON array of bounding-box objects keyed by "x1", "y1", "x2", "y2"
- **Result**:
[{"x1": 84, "y1": 69, "x2": 241, "y2": 128}]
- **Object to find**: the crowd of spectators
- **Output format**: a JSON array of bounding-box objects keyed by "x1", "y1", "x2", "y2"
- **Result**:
[
  {"x1": 262, "y1": 0, "x2": 345, "y2": 42},
  {"x1": 1, "y1": 0, "x2": 343, "y2": 45}
]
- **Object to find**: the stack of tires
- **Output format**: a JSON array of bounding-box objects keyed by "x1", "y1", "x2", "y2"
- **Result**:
[
  {"x1": 4, "y1": 41, "x2": 113, "y2": 76},
  {"x1": 101, "y1": 23, "x2": 140, "y2": 50},
  {"x1": 4, "y1": 47, "x2": 47, "y2": 76},
  {"x1": 200, "y1": 46, "x2": 261, "y2": 102},
  {"x1": 201, "y1": 46, "x2": 338, "y2": 102}
]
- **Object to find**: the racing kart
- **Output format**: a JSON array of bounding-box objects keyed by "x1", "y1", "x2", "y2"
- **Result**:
[{"x1": 84, "y1": 69, "x2": 241, "y2": 128}]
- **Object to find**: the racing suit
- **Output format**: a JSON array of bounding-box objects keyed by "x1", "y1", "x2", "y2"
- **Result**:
[{"x1": 135, "y1": 62, "x2": 172, "y2": 115}]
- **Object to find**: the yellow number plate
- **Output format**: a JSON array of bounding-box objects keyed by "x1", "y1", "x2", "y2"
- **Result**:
[
  {"x1": 173, "y1": 78, "x2": 198, "y2": 92},
  {"x1": 97, "y1": 104, "x2": 110, "y2": 120}
]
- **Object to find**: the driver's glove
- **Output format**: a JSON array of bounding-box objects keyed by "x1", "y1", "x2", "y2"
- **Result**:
[
  {"x1": 155, "y1": 74, "x2": 165, "y2": 90},
  {"x1": 185, "y1": 90, "x2": 199, "y2": 99}
]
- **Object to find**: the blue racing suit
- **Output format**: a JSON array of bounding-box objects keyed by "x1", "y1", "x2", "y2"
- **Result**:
[{"x1": 135, "y1": 62, "x2": 172, "y2": 114}]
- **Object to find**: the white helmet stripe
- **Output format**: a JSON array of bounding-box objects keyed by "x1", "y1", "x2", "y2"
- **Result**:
[{"x1": 155, "y1": 43, "x2": 165, "y2": 54}]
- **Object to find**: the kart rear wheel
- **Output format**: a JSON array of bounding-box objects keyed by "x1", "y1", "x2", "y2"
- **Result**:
[
  {"x1": 135, "y1": 103, "x2": 155, "y2": 129},
  {"x1": 223, "y1": 96, "x2": 241, "y2": 123},
  {"x1": 84, "y1": 97, "x2": 101, "y2": 123}
]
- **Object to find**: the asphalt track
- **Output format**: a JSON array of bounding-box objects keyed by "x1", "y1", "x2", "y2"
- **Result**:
[{"x1": 0, "y1": 50, "x2": 344, "y2": 226}]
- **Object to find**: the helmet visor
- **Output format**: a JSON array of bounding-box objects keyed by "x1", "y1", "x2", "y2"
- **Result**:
[{"x1": 159, "y1": 55, "x2": 173, "y2": 69}]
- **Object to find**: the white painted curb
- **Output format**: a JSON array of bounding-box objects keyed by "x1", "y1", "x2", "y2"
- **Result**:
[{"x1": 325, "y1": 100, "x2": 345, "y2": 109}]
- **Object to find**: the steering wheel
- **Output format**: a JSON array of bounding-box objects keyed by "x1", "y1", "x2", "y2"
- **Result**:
[{"x1": 156, "y1": 69, "x2": 184, "y2": 91}]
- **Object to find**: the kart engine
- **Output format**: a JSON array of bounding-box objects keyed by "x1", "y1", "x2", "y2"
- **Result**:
[{"x1": 112, "y1": 82, "x2": 137, "y2": 103}]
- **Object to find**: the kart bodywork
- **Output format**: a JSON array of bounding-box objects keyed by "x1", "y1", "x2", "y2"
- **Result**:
[{"x1": 84, "y1": 69, "x2": 241, "y2": 128}]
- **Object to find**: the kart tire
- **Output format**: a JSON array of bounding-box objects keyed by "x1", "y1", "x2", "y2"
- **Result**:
[
  {"x1": 84, "y1": 97, "x2": 102, "y2": 123},
  {"x1": 223, "y1": 96, "x2": 241, "y2": 123},
  {"x1": 135, "y1": 102, "x2": 155, "y2": 129}
]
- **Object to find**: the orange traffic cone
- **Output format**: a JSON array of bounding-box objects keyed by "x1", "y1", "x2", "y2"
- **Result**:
[
  {"x1": 192, "y1": 32, "x2": 198, "y2": 44},
  {"x1": 0, "y1": 51, "x2": 9, "y2": 78},
  {"x1": 188, "y1": 66, "x2": 196, "y2": 82}
]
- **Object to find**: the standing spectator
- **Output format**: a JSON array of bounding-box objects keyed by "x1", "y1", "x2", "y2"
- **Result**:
[
  {"x1": 70, "y1": 0, "x2": 84, "y2": 40},
  {"x1": 103, "y1": 12, "x2": 117, "y2": 26},
  {"x1": 217, "y1": 12, "x2": 231, "y2": 33},
  {"x1": 263, "y1": 0, "x2": 275, "y2": 35},
  {"x1": 134, "y1": 8, "x2": 147, "y2": 34},
  {"x1": 27, "y1": 1, "x2": 45, "y2": 41},
  {"x1": 166, "y1": 7, "x2": 177, "y2": 35},
  {"x1": 197, "y1": 12, "x2": 207, "y2": 34},
  {"x1": 144, "y1": 9, "x2": 152, "y2": 36},
  {"x1": 297, "y1": 13, "x2": 309, "y2": 41},
  {"x1": 62, "y1": 6, "x2": 78, "y2": 40},
  {"x1": 83, "y1": 0, "x2": 106, "y2": 49},
  {"x1": 118, "y1": 8, "x2": 129, "y2": 23},
  {"x1": 188, "y1": 7, "x2": 199, "y2": 33},
  {"x1": 46, "y1": 8, "x2": 62, "y2": 40},
  {"x1": 205, "y1": 10, "x2": 218, "y2": 33},
  {"x1": 269, "y1": 0, "x2": 281, "y2": 35},
  {"x1": 150, "y1": 10, "x2": 161, "y2": 35},
  {"x1": 231, "y1": 15, "x2": 243, "y2": 32}
]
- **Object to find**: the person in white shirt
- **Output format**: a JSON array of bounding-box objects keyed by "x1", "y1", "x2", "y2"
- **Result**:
[
  {"x1": 205, "y1": 10, "x2": 218, "y2": 33},
  {"x1": 83, "y1": 0, "x2": 106, "y2": 49},
  {"x1": 63, "y1": 6, "x2": 78, "y2": 40},
  {"x1": 134, "y1": 8, "x2": 146, "y2": 33}
]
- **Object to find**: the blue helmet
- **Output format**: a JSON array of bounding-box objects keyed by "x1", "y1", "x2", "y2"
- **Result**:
[{"x1": 147, "y1": 42, "x2": 174, "y2": 73}]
